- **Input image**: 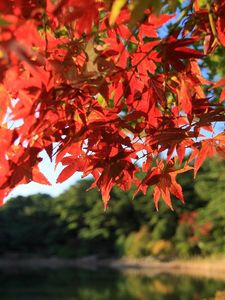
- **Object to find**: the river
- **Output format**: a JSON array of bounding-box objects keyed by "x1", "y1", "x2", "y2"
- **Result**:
[{"x1": 0, "y1": 268, "x2": 225, "y2": 300}]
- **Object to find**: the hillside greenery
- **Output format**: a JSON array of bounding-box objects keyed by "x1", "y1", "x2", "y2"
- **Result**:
[{"x1": 0, "y1": 156, "x2": 224, "y2": 259}]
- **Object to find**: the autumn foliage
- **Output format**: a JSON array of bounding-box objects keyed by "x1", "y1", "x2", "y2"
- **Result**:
[{"x1": 0, "y1": 0, "x2": 225, "y2": 208}]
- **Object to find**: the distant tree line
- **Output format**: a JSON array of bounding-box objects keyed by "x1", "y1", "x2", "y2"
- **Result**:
[{"x1": 0, "y1": 156, "x2": 224, "y2": 259}]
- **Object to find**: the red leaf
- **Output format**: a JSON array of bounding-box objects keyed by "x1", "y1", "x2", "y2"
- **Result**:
[
  {"x1": 57, "y1": 164, "x2": 78, "y2": 183},
  {"x1": 194, "y1": 139, "x2": 216, "y2": 177},
  {"x1": 57, "y1": 157, "x2": 86, "y2": 183},
  {"x1": 219, "y1": 89, "x2": 225, "y2": 103},
  {"x1": 32, "y1": 166, "x2": 51, "y2": 185},
  {"x1": 0, "y1": 85, "x2": 10, "y2": 122},
  {"x1": 178, "y1": 78, "x2": 192, "y2": 114},
  {"x1": 217, "y1": 4, "x2": 225, "y2": 46},
  {"x1": 174, "y1": 47, "x2": 204, "y2": 59},
  {"x1": 212, "y1": 77, "x2": 225, "y2": 89},
  {"x1": 170, "y1": 174, "x2": 184, "y2": 203},
  {"x1": 96, "y1": 165, "x2": 113, "y2": 210}
]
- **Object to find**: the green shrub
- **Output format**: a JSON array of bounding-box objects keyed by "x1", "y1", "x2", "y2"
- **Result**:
[
  {"x1": 148, "y1": 240, "x2": 174, "y2": 260},
  {"x1": 122, "y1": 226, "x2": 151, "y2": 258}
]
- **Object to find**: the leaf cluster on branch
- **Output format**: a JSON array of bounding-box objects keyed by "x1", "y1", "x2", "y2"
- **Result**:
[{"x1": 0, "y1": 0, "x2": 224, "y2": 208}]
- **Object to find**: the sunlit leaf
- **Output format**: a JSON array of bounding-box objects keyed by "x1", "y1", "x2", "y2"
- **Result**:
[{"x1": 109, "y1": 0, "x2": 127, "y2": 25}]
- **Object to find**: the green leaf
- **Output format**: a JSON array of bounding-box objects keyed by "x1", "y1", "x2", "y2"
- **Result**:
[
  {"x1": 199, "y1": 0, "x2": 205, "y2": 7},
  {"x1": 0, "y1": 18, "x2": 10, "y2": 27}
]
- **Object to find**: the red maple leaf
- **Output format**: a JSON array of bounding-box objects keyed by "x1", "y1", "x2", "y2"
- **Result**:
[{"x1": 135, "y1": 160, "x2": 192, "y2": 209}]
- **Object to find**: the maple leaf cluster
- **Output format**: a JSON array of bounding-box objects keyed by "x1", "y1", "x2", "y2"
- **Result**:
[{"x1": 0, "y1": 0, "x2": 224, "y2": 208}]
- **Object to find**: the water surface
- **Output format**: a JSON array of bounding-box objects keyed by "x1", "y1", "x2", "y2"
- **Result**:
[{"x1": 0, "y1": 268, "x2": 225, "y2": 300}]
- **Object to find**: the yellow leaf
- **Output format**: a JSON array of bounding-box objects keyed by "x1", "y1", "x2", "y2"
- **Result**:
[
  {"x1": 129, "y1": 0, "x2": 162, "y2": 27},
  {"x1": 109, "y1": 0, "x2": 127, "y2": 25},
  {"x1": 97, "y1": 93, "x2": 107, "y2": 107},
  {"x1": 84, "y1": 38, "x2": 99, "y2": 74}
]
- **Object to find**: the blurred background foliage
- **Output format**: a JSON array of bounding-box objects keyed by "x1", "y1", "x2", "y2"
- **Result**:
[{"x1": 0, "y1": 156, "x2": 224, "y2": 259}]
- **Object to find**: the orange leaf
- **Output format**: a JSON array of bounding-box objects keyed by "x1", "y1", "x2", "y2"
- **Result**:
[
  {"x1": 32, "y1": 166, "x2": 51, "y2": 185},
  {"x1": 194, "y1": 139, "x2": 215, "y2": 177}
]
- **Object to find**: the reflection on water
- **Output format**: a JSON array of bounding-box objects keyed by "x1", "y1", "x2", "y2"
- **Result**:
[{"x1": 0, "y1": 268, "x2": 225, "y2": 300}]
